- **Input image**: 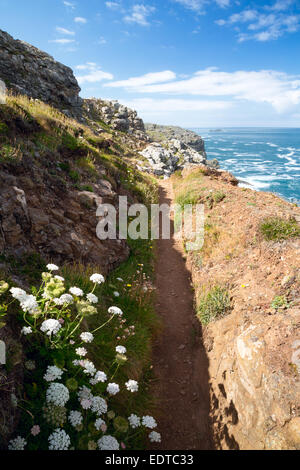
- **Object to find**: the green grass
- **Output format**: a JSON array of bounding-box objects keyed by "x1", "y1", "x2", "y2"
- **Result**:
[
  {"x1": 260, "y1": 216, "x2": 300, "y2": 241},
  {"x1": 197, "y1": 286, "x2": 231, "y2": 325},
  {"x1": 271, "y1": 295, "x2": 289, "y2": 310}
]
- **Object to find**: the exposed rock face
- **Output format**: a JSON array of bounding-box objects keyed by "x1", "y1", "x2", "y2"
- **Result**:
[
  {"x1": 145, "y1": 123, "x2": 206, "y2": 154},
  {"x1": 139, "y1": 139, "x2": 206, "y2": 177},
  {"x1": 0, "y1": 167, "x2": 129, "y2": 273},
  {"x1": 0, "y1": 79, "x2": 6, "y2": 104},
  {"x1": 0, "y1": 29, "x2": 82, "y2": 116},
  {"x1": 84, "y1": 98, "x2": 147, "y2": 139}
]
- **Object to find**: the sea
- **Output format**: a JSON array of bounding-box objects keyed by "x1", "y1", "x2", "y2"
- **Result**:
[{"x1": 192, "y1": 128, "x2": 300, "y2": 205}]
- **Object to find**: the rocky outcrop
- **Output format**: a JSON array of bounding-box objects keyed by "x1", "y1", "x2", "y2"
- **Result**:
[
  {"x1": 0, "y1": 29, "x2": 82, "y2": 117},
  {"x1": 139, "y1": 139, "x2": 206, "y2": 177},
  {"x1": 84, "y1": 98, "x2": 147, "y2": 139},
  {"x1": 0, "y1": 79, "x2": 6, "y2": 104},
  {"x1": 145, "y1": 123, "x2": 206, "y2": 154}
]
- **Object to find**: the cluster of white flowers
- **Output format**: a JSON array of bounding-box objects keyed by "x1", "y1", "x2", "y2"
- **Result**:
[
  {"x1": 95, "y1": 418, "x2": 105, "y2": 430},
  {"x1": 8, "y1": 436, "x2": 27, "y2": 450},
  {"x1": 46, "y1": 383, "x2": 69, "y2": 407},
  {"x1": 80, "y1": 332, "x2": 94, "y2": 343},
  {"x1": 10, "y1": 288, "x2": 38, "y2": 314},
  {"x1": 90, "y1": 273, "x2": 105, "y2": 284},
  {"x1": 21, "y1": 326, "x2": 32, "y2": 336},
  {"x1": 106, "y1": 383, "x2": 120, "y2": 396},
  {"x1": 86, "y1": 293, "x2": 98, "y2": 304},
  {"x1": 40, "y1": 319, "x2": 62, "y2": 337},
  {"x1": 128, "y1": 414, "x2": 141, "y2": 429},
  {"x1": 48, "y1": 429, "x2": 70, "y2": 450},
  {"x1": 125, "y1": 380, "x2": 138, "y2": 393},
  {"x1": 76, "y1": 347, "x2": 87, "y2": 357},
  {"x1": 149, "y1": 431, "x2": 161, "y2": 443},
  {"x1": 47, "y1": 264, "x2": 59, "y2": 272},
  {"x1": 54, "y1": 275, "x2": 64, "y2": 281},
  {"x1": 44, "y1": 366, "x2": 64, "y2": 382},
  {"x1": 90, "y1": 370, "x2": 107, "y2": 385},
  {"x1": 25, "y1": 360, "x2": 36, "y2": 371},
  {"x1": 91, "y1": 396, "x2": 108, "y2": 416},
  {"x1": 20, "y1": 295, "x2": 39, "y2": 314},
  {"x1": 116, "y1": 345, "x2": 126, "y2": 355},
  {"x1": 78, "y1": 385, "x2": 93, "y2": 409},
  {"x1": 53, "y1": 294, "x2": 74, "y2": 306},
  {"x1": 108, "y1": 306, "x2": 123, "y2": 316},
  {"x1": 98, "y1": 435, "x2": 119, "y2": 451},
  {"x1": 81, "y1": 360, "x2": 96, "y2": 376},
  {"x1": 142, "y1": 416, "x2": 157, "y2": 429},
  {"x1": 69, "y1": 287, "x2": 84, "y2": 297},
  {"x1": 69, "y1": 410, "x2": 83, "y2": 428}
]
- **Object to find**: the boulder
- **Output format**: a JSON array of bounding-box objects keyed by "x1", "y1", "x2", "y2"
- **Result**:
[{"x1": 0, "y1": 78, "x2": 6, "y2": 104}]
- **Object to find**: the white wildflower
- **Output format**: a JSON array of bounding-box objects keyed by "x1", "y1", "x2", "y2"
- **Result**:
[
  {"x1": 54, "y1": 275, "x2": 64, "y2": 281},
  {"x1": 128, "y1": 414, "x2": 141, "y2": 429},
  {"x1": 40, "y1": 319, "x2": 62, "y2": 337},
  {"x1": 81, "y1": 360, "x2": 96, "y2": 376},
  {"x1": 20, "y1": 294, "x2": 39, "y2": 314},
  {"x1": 10, "y1": 287, "x2": 27, "y2": 302},
  {"x1": 21, "y1": 326, "x2": 32, "y2": 336},
  {"x1": 113, "y1": 291, "x2": 120, "y2": 297},
  {"x1": 86, "y1": 293, "x2": 98, "y2": 304},
  {"x1": 48, "y1": 429, "x2": 70, "y2": 450},
  {"x1": 80, "y1": 399, "x2": 92, "y2": 410},
  {"x1": 90, "y1": 273, "x2": 105, "y2": 284},
  {"x1": 98, "y1": 435, "x2": 119, "y2": 451},
  {"x1": 142, "y1": 416, "x2": 157, "y2": 429},
  {"x1": 69, "y1": 410, "x2": 83, "y2": 428},
  {"x1": 8, "y1": 436, "x2": 27, "y2": 450},
  {"x1": 25, "y1": 360, "x2": 35, "y2": 371},
  {"x1": 91, "y1": 396, "x2": 107, "y2": 416},
  {"x1": 80, "y1": 332, "x2": 94, "y2": 343},
  {"x1": 116, "y1": 277, "x2": 124, "y2": 282},
  {"x1": 44, "y1": 365, "x2": 64, "y2": 382},
  {"x1": 69, "y1": 287, "x2": 84, "y2": 297},
  {"x1": 90, "y1": 370, "x2": 107, "y2": 385},
  {"x1": 106, "y1": 383, "x2": 120, "y2": 396},
  {"x1": 78, "y1": 385, "x2": 93, "y2": 402},
  {"x1": 149, "y1": 431, "x2": 161, "y2": 443},
  {"x1": 76, "y1": 347, "x2": 87, "y2": 357},
  {"x1": 54, "y1": 294, "x2": 73, "y2": 306},
  {"x1": 108, "y1": 306, "x2": 123, "y2": 316},
  {"x1": 95, "y1": 418, "x2": 105, "y2": 431},
  {"x1": 116, "y1": 345, "x2": 126, "y2": 355},
  {"x1": 47, "y1": 264, "x2": 59, "y2": 272},
  {"x1": 125, "y1": 380, "x2": 138, "y2": 393},
  {"x1": 46, "y1": 383, "x2": 69, "y2": 407}
]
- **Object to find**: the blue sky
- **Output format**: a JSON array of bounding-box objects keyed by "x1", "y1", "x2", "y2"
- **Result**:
[{"x1": 1, "y1": 0, "x2": 300, "y2": 126}]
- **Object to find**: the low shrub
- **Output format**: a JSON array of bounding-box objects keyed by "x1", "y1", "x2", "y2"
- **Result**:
[{"x1": 260, "y1": 217, "x2": 300, "y2": 241}]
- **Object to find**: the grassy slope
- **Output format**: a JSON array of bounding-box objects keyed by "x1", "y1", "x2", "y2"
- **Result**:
[{"x1": 0, "y1": 95, "x2": 159, "y2": 449}]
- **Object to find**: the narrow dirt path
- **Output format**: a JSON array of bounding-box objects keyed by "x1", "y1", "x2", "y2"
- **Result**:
[{"x1": 151, "y1": 179, "x2": 213, "y2": 450}]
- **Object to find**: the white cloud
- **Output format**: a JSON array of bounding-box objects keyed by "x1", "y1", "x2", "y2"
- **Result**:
[
  {"x1": 173, "y1": 0, "x2": 207, "y2": 14},
  {"x1": 123, "y1": 98, "x2": 232, "y2": 112},
  {"x1": 123, "y1": 4, "x2": 155, "y2": 26},
  {"x1": 49, "y1": 39, "x2": 76, "y2": 44},
  {"x1": 216, "y1": 4, "x2": 300, "y2": 42},
  {"x1": 270, "y1": 0, "x2": 294, "y2": 11},
  {"x1": 105, "y1": 1, "x2": 120, "y2": 9},
  {"x1": 173, "y1": 0, "x2": 230, "y2": 14},
  {"x1": 56, "y1": 27, "x2": 75, "y2": 35},
  {"x1": 63, "y1": 1, "x2": 75, "y2": 9},
  {"x1": 75, "y1": 63, "x2": 113, "y2": 84},
  {"x1": 105, "y1": 71, "x2": 176, "y2": 88},
  {"x1": 105, "y1": 68, "x2": 300, "y2": 113},
  {"x1": 74, "y1": 17, "x2": 87, "y2": 23},
  {"x1": 98, "y1": 37, "x2": 107, "y2": 45}
]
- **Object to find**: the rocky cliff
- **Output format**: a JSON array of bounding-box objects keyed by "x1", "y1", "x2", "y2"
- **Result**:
[{"x1": 0, "y1": 30, "x2": 82, "y2": 117}]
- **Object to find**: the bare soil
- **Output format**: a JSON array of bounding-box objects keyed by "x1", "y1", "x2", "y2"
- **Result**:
[{"x1": 151, "y1": 179, "x2": 213, "y2": 450}]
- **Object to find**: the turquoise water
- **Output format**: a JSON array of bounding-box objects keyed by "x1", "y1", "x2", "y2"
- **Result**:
[{"x1": 192, "y1": 128, "x2": 300, "y2": 204}]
